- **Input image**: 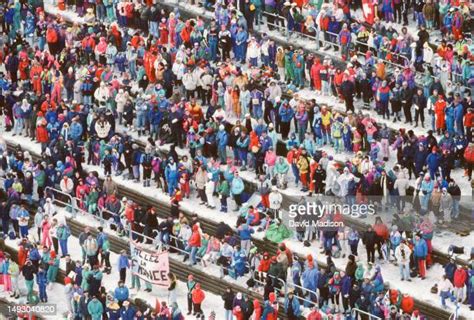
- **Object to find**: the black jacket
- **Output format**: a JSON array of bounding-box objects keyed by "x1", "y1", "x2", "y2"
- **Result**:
[
  {"x1": 363, "y1": 230, "x2": 376, "y2": 248},
  {"x1": 222, "y1": 291, "x2": 235, "y2": 310}
]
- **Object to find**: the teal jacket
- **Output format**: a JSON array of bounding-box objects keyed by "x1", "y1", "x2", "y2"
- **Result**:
[{"x1": 87, "y1": 299, "x2": 104, "y2": 320}]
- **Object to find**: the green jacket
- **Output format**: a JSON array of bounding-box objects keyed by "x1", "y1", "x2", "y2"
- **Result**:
[
  {"x1": 265, "y1": 223, "x2": 292, "y2": 243},
  {"x1": 102, "y1": 239, "x2": 110, "y2": 253},
  {"x1": 197, "y1": 238, "x2": 209, "y2": 257},
  {"x1": 86, "y1": 191, "x2": 99, "y2": 204},
  {"x1": 35, "y1": 171, "x2": 46, "y2": 188},
  {"x1": 81, "y1": 269, "x2": 92, "y2": 291},
  {"x1": 355, "y1": 263, "x2": 365, "y2": 281},
  {"x1": 284, "y1": 53, "x2": 295, "y2": 78},
  {"x1": 46, "y1": 258, "x2": 60, "y2": 282},
  {"x1": 274, "y1": 161, "x2": 289, "y2": 174},
  {"x1": 217, "y1": 181, "x2": 230, "y2": 197},
  {"x1": 87, "y1": 299, "x2": 104, "y2": 320}
]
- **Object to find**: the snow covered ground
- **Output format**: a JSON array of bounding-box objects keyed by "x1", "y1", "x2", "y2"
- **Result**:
[{"x1": 2, "y1": 132, "x2": 473, "y2": 318}]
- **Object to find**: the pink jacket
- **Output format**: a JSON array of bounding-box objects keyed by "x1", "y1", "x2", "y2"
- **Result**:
[{"x1": 265, "y1": 151, "x2": 277, "y2": 166}]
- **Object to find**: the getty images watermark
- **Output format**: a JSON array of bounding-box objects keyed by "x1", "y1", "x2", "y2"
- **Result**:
[{"x1": 286, "y1": 202, "x2": 376, "y2": 229}]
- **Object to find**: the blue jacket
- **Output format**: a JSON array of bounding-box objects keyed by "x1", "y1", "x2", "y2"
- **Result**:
[
  {"x1": 302, "y1": 267, "x2": 319, "y2": 292},
  {"x1": 148, "y1": 108, "x2": 163, "y2": 126},
  {"x1": 114, "y1": 286, "x2": 129, "y2": 301},
  {"x1": 279, "y1": 105, "x2": 294, "y2": 123},
  {"x1": 232, "y1": 251, "x2": 247, "y2": 276},
  {"x1": 37, "y1": 270, "x2": 48, "y2": 287},
  {"x1": 165, "y1": 163, "x2": 178, "y2": 182},
  {"x1": 421, "y1": 179, "x2": 434, "y2": 194},
  {"x1": 341, "y1": 275, "x2": 352, "y2": 295},
  {"x1": 118, "y1": 255, "x2": 130, "y2": 270},
  {"x1": 254, "y1": 124, "x2": 267, "y2": 137},
  {"x1": 29, "y1": 248, "x2": 41, "y2": 261},
  {"x1": 425, "y1": 153, "x2": 440, "y2": 170},
  {"x1": 25, "y1": 15, "x2": 36, "y2": 35},
  {"x1": 0, "y1": 261, "x2": 9, "y2": 274},
  {"x1": 415, "y1": 148, "x2": 428, "y2": 171},
  {"x1": 231, "y1": 177, "x2": 244, "y2": 195},
  {"x1": 70, "y1": 122, "x2": 83, "y2": 140},
  {"x1": 454, "y1": 103, "x2": 464, "y2": 123},
  {"x1": 120, "y1": 306, "x2": 136, "y2": 320},
  {"x1": 216, "y1": 130, "x2": 229, "y2": 149},
  {"x1": 284, "y1": 296, "x2": 301, "y2": 316},
  {"x1": 444, "y1": 262, "x2": 456, "y2": 280},
  {"x1": 259, "y1": 136, "x2": 273, "y2": 152},
  {"x1": 413, "y1": 238, "x2": 428, "y2": 258},
  {"x1": 238, "y1": 224, "x2": 254, "y2": 240}
]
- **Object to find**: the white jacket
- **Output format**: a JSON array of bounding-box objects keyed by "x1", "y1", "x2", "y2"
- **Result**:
[
  {"x1": 172, "y1": 62, "x2": 186, "y2": 80},
  {"x1": 43, "y1": 202, "x2": 56, "y2": 217},
  {"x1": 199, "y1": 73, "x2": 214, "y2": 91},
  {"x1": 269, "y1": 191, "x2": 283, "y2": 210},
  {"x1": 94, "y1": 84, "x2": 110, "y2": 104},
  {"x1": 115, "y1": 92, "x2": 128, "y2": 113},
  {"x1": 394, "y1": 243, "x2": 411, "y2": 264},
  {"x1": 247, "y1": 42, "x2": 261, "y2": 59},
  {"x1": 394, "y1": 177, "x2": 409, "y2": 196},
  {"x1": 423, "y1": 46, "x2": 434, "y2": 64},
  {"x1": 60, "y1": 178, "x2": 74, "y2": 194},
  {"x1": 182, "y1": 72, "x2": 197, "y2": 91}
]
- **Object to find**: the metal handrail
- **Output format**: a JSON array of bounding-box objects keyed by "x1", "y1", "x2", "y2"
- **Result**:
[
  {"x1": 351, "y1": 307, "x2": 382, "y2": 320},
  {"x1": 286, "y1": 281, "x2": 319, "y2": 308},
  {"x1": 44, "y1": 185, "x2": 77, "y2": 215}
]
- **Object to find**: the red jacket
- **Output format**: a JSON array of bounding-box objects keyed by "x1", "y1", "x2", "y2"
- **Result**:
[
  {"x1": 124, "y1": 205, "x2": 135, "y2": 223},
  {"x1": 307, "y1": 310, "x2": 323, "y2": 320},
  {"x1": 453, "y1": 268, "x2": 467, "y2": 288},
  {"x1": 46, "y1": 28, "x2": 58, "y2": 43},
  {"x1": 400, "y1": 295, "x2": 414, "y2": 314},
  {"x1": 258, "y1": 255, "x2": 271, "y2": 272},
  {"x1": 233, "y1": 306, "x2": 244, "y2": 320},
  {"x1": 252, "y1": 300, "x2": 262, "y2": 320},
  {"x1": 188, "y1": 225, "x2": 202, "y2": 247},
  {"x1": 36, "y1": 125, "x2": 49, "y2": 143},
  {"x1": 464, "y1": 112, "x2": 474, "y2": 127},
  {"x1": 464, "y1": 146, "x2": 474, "y2": 164},
  {"x1": 373, "y1": 223, "x2": 389, "y2": 240},
  {"x1": 191, "y1": 284, "x2": 205, "y2": 304}
]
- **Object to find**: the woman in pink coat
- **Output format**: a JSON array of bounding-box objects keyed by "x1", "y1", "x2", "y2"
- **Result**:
[{"x1": 41, "y1": 216, "x2": 52, "y2": 248}]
